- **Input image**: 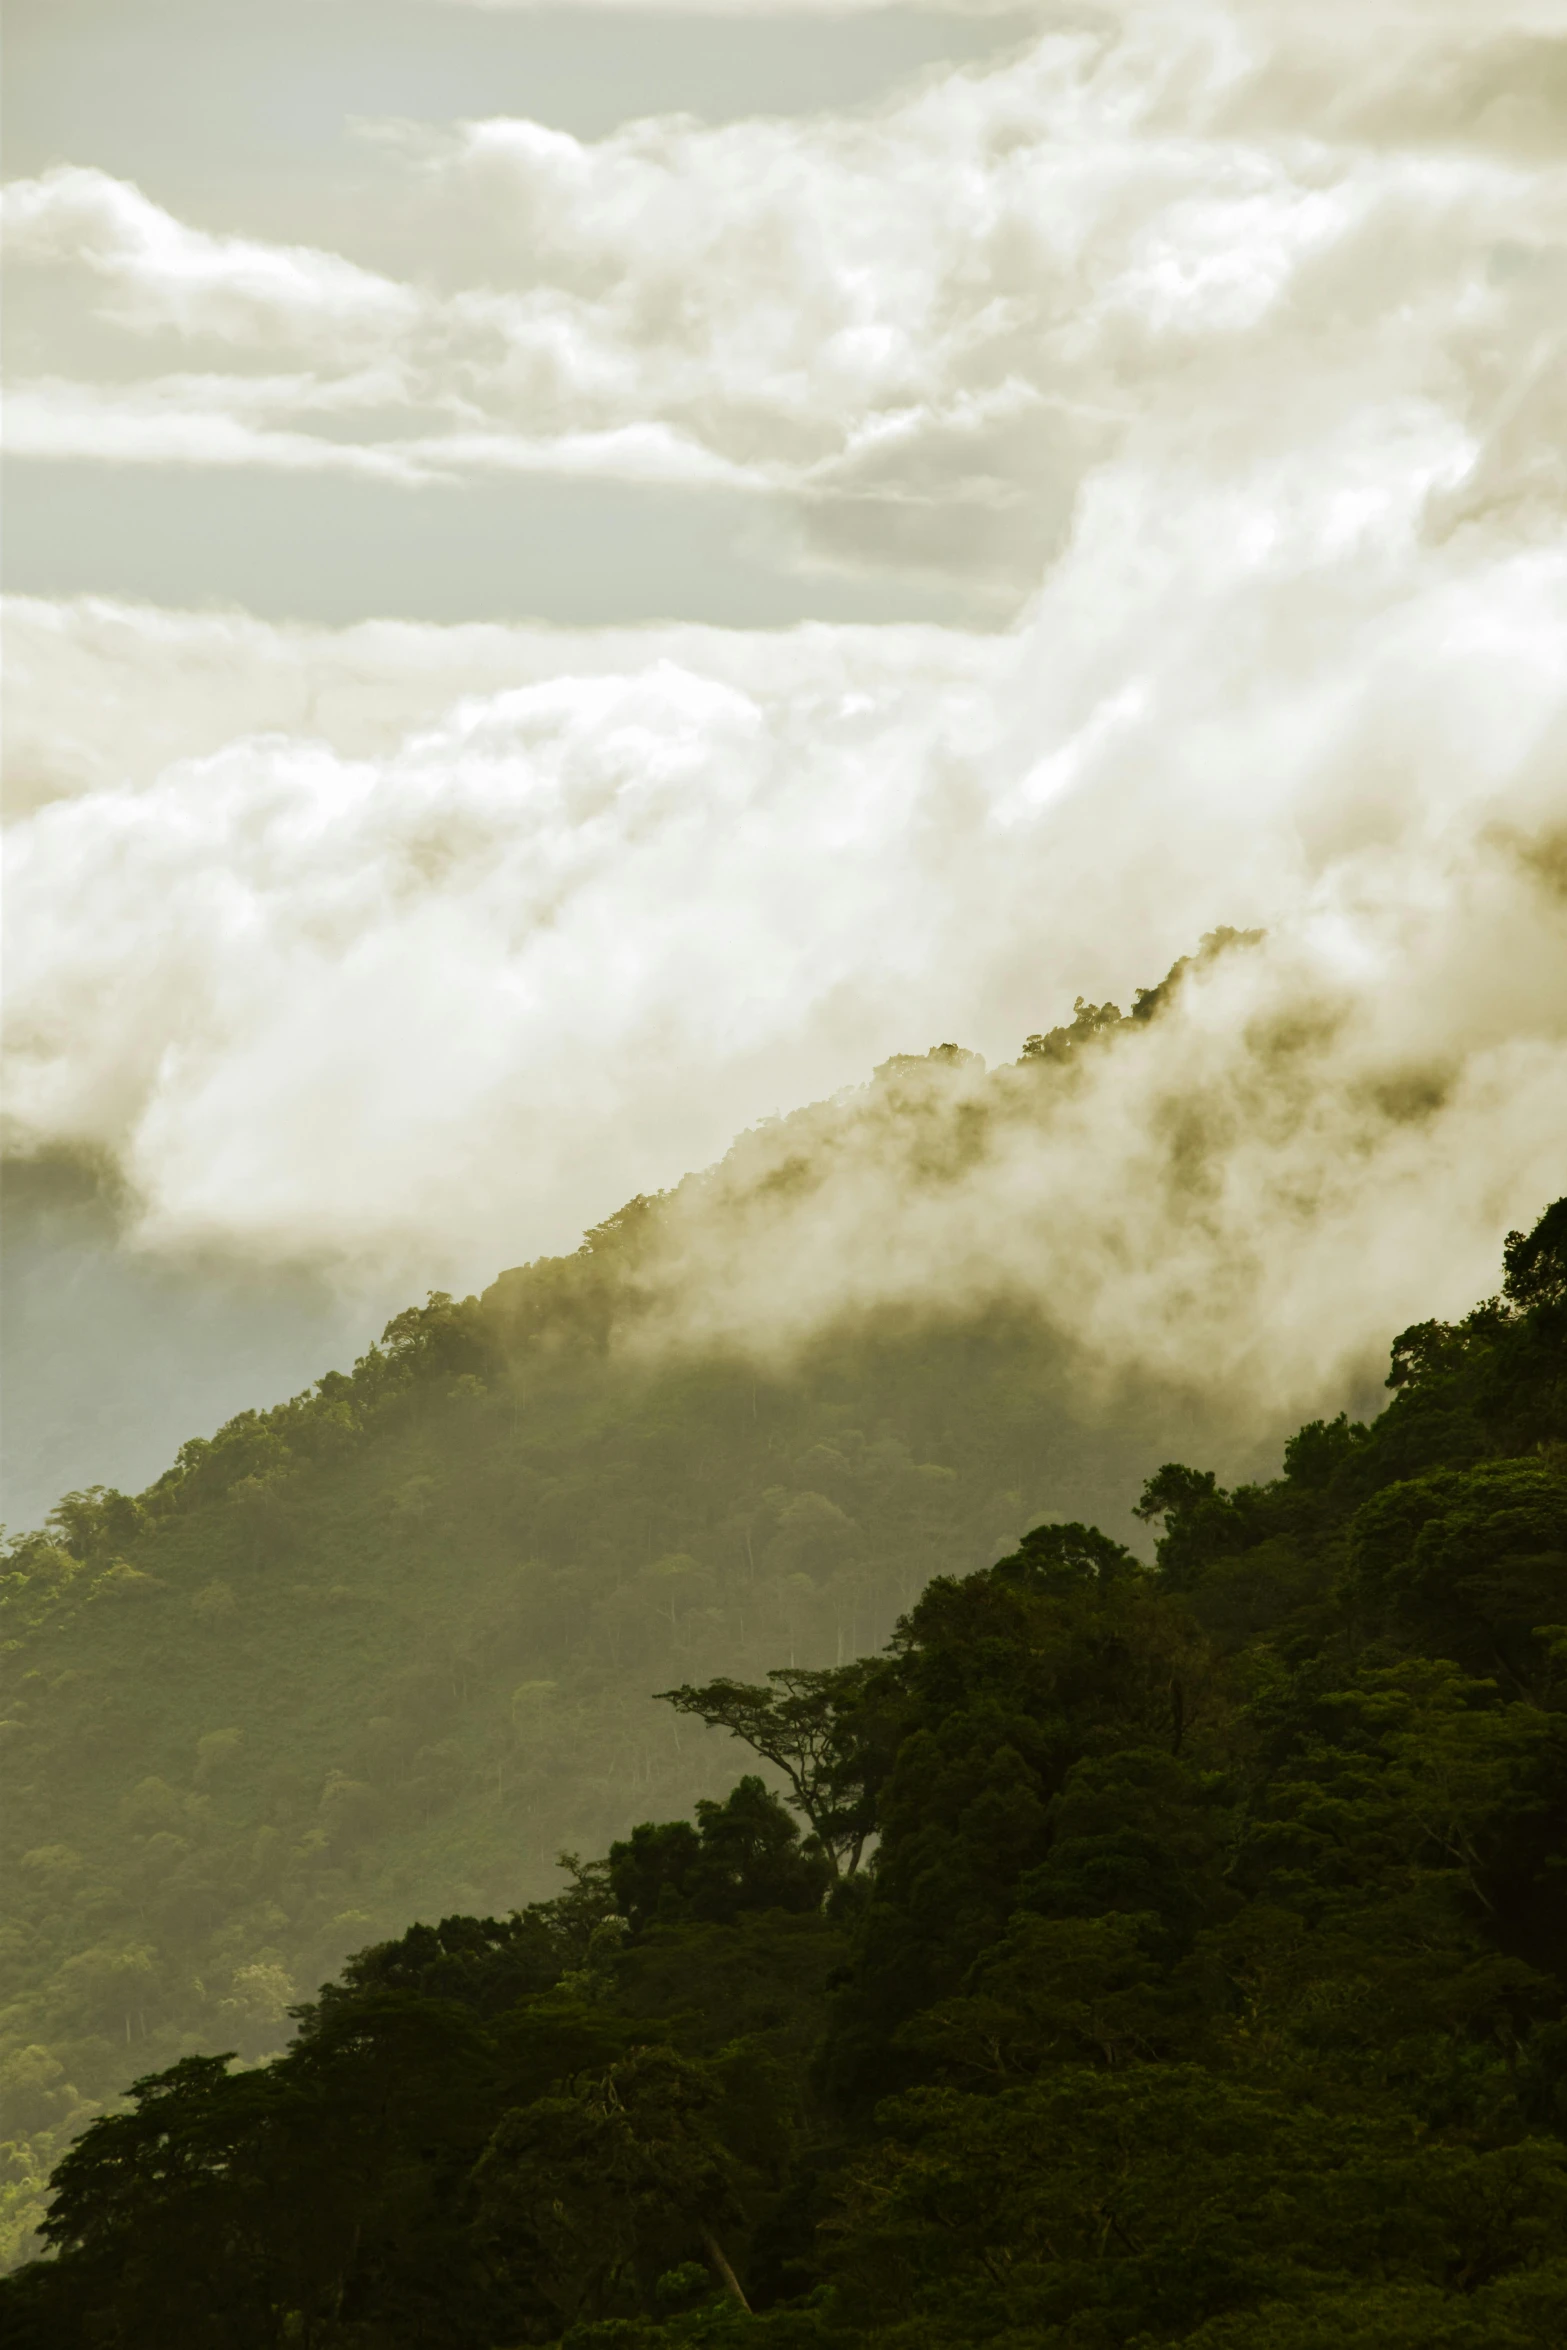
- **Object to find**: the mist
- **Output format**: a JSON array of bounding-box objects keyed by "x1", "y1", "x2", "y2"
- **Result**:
[
  {"x1": 5, "y1": 0, "x2": 1566, "y2": 1512},
  {"x1": 0, "y1": 1150, "x2": 376, "y2": 1530}
]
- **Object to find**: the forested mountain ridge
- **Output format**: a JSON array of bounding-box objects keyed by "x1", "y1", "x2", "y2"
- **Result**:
[
  {"x1": 0, "y1": 955, "x2": 1279, "y2": 2271},
  {"x1": 3, "y1": 1197, "x2": 1565, "y2": 2346}
]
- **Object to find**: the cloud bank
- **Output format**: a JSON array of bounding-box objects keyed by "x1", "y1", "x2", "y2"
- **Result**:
[{"x1": 5, "y1": 0, "x2": 1566, "y2": 1436}]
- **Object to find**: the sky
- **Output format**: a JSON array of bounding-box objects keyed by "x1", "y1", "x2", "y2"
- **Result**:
[{"x1": 4, "y1": 0, "x2": 1566, "y2": 1525}]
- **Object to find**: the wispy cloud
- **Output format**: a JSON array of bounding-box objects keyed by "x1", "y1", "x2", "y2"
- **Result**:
[
  {"x1": 9, "y1": 9, "x2": 1560, "y2": 590},
  {"x1": 3, "y1": 167, "x2": 420, "y2": 345}
]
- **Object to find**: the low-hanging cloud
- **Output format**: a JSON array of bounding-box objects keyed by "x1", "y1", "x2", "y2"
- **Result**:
[
  {"x1": 635, "y1": 890, "x2": 1567, "y2": 1424},
  {"x1": 4, "y1": 0, "x2": 1566, "y2": 1439}
]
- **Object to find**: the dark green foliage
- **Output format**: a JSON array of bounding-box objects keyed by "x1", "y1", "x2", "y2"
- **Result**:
[
  {"x1": 1342, "y1": 1460, "x2": 1567, "y2": 1692},
  {"x1": 1504, "y1": 1201, "x2": 1567, "y2": 1311},
  {"x1": 831, "y1": 2068, "x2": 1567, "y2": 2344},
  {"x1": 3, "y1": 1198, "x2": 1566, "y2": 2347},
  {"x1": 2, "y1": 1854, "x2": 840, "y2": 2345},
  {"x1": 610, "y1": 1779, "x2": 831, "y2": 1931},
  {"x1": 473, "y1": 2042, "x2": 757, "y2": 2326},
  {"x1": 992, "y1": 1517, "x2": 1144, "y2": 1592},
  {"x1": 0, "y1": 1259, "x2": 1173, "y2": 2267}
]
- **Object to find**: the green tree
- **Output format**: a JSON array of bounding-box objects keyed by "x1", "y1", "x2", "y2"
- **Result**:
[
  {"x1": 655, "y1": 1669, "x2": 879, "y2": 1876},
  {"x1": 473, "y1": 2044, "x2": 752, "y2": 2325},
  {"x1": 610, "y1": 1778, "x2": 831, "y2": 1930}
]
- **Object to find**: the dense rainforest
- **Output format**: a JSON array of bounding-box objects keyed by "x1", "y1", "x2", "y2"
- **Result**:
[
  {"x1": 0, "y1": 962, "x2": 1274, "y2": 2269},
  {"x1": 2, "y1": 1189, "x2": 1564, "y2": 2347}
]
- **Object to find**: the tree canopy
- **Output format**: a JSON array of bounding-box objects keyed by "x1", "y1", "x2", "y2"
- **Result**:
[{"x1": 3, "y1": 1198, "x2": 1565, "y2": 2346}]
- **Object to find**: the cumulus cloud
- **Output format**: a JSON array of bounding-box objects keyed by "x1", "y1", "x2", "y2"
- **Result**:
[
  {"x1": 5, "y1": 0, "x2": 1566, "y2": 1435},
  {"x1": 3, "y1": 623, "x2": 1001, "y2": 1265}
]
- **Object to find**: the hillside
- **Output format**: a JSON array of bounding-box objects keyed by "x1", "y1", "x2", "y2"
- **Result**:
[
  {"x1": 0, "y1": 973, "x2": 1275, "y2": 2269},
  {"x1": 4, "y1": 1197, "x2": 1564, "y2": 2346}
]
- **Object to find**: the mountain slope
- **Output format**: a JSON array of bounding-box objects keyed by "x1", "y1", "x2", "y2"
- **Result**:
[
  {"x1": 4, "y1": 1199, "x2": 1564, "y2": 2346},
  {"x1": 0, "y1": 975, "x2": 1280, "y2": 2267}
]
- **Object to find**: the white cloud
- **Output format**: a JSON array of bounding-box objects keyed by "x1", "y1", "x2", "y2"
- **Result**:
[{"x1": 1, "y1": 596, "x2": 986, "y2": 814}]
